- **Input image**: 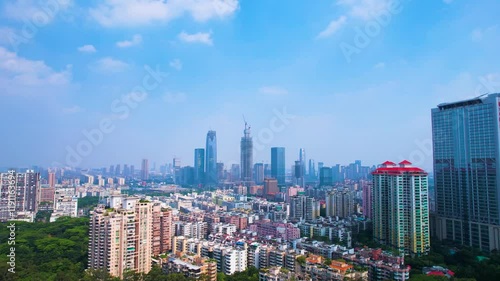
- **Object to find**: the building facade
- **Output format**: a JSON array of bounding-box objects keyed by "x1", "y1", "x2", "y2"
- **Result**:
[
  {"x1": 271, "y1": 147, "x2": 286, "y2": 185},
  {"x1": 432, "y1": 94, "x2": 500, "y2": 251},
  {"x1": 241, "y1": 123, "x2": 253, "y2": 183},
  {"x1": 206, "y1": 130, "x2": 218, "y2": 185},
  {"x1": 0, "y1": 170, "x2": 40, "y2": 222},
  {"x1": 326, "y1": 188, "x2": 354, "y2": 219},
  {"x1": 88, "y1": 196, "x2": 154, "y2": 278},
  {"x1": 194, "y1": 148, "x2": 205, "y2": 185},
  {"x1": 372, "y1": 161, "x2": 430, "y2": 256},
  {"x1": 141, "y1": 159, "x2": 149, "y2": 181}
]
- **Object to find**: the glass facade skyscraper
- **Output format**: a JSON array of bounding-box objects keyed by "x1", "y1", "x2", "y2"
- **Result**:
[
  {"x1": 432, "y1": 94, "x2": 500, "y2": 251},
  {"x1": 194, "y1": 148, "x2": 205, "y2": 185},
  {"x1": 205, "y1": 130, "x2": 217, "y2": 185},
  {"x1": 271, "y1": 147, "x2": 285, "y2": 185}
]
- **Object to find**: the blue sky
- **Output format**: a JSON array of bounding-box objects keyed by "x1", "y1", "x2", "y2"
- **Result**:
[{"x1": 1, "y1": 0, "x2": 499, "y2": 171}]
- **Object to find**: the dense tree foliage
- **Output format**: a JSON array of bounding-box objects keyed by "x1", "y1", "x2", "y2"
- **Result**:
[
  {"x1": 405, "y1": 240, "x2": 498, "y2": 281},
  {"x1": 78, "y1": 196, "x2": 100, "y2": 210},
  {"x1": 0, "y1": 217, "x2": 90, "y2": 281},
  {"x1": 218, "y1": 267, "x2": 259, "y2": 281}
]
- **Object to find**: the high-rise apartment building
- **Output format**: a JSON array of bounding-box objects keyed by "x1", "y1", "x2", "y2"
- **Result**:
[
  {"x1": 432, "y1": 94, "x2": 500, "y2": 251},
  {"x1": 289, "y1": 195, "x2": 319, "y2": 222},
  {"x1": 205, "y1": 130, "x2": 218, "y2": 185},
  {"x1": 141, "y1": 159, "x2": 149, "y2": 180},
  {"x1": 194, "y1": 148, "x2": 205, "y2": 185},
  {"x1": 326, "y1": 188, "x2": 354, "y2": 218},
  {"x1": 271, "y1": 147, "x2": 286, "y2": 185},
  {"x1": 372, "y1": 161, "x2": 430, "y2": 256},
  {"x1": 240, "y1": 122, "x2": 253, "y2": 183},
  {"x1": 88, "y1": 196, "x2": 155, "y2": 278},
  {"x1": 48, "y1": 172, "x2": 56, "y2": 188},
  {"x1": 0, "y1": 170, "x2": 40, "y2": 222}
]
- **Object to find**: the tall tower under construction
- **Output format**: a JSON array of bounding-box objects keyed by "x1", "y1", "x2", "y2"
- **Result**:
[{"x1": 240, "y1": 121, "x2": 253, "y2": 184}]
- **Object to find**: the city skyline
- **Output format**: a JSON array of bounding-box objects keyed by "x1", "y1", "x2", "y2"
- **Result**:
[{"x1": 1, "y1": 1, "x2": 499, "y2": 170}]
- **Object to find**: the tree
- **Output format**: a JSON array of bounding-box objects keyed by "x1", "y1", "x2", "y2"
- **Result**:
[
  {"x1": 296, "y1": 256, "x2": 307, "y2": 265},
  {"x1": 217, "y1": 272, "x2": 226, "y2": 281},
  {"x1": 83, "y1": 269, "x2": 120, "y2": 281},
  {"x1": 144, "y1": 266, "x2": 168, "y2": 281}
]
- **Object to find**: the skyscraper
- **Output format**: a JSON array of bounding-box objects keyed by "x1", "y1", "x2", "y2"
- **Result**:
[
  {"x1": 308, "y1": 159, "x2": 316, "y2": 181},
  {"x1": 298, "y1": 149, "x2": 306, "y2": 187},
  {"x1": 432, "y1": 94, "x2": 500, "y2": 251},
  {"x1": 299, "y1": 148, "x2": 306, "y2": 186},
  {"x1": 254, "y1": 163, "x2": 264, "y2": 184},
  {"x1": 141, "y1": 159, "x2": 149, "y2": 180},
  {"x1": 216, "y1": 162, "x2": 224, "y2": 182},
  {"x1": 271, "y1": 147, "x2": 286, "y2": 185},
  {"x1": 231, "y1": 164, "x2": 240, "y2": 182},
  {"x1": 319, "y1": 167, "x2": 333, "y2": 186},
  {"x1": 240, "y1": 122, "x2": 253, "y2": 183},
  {"x1": 0, "y1": 170, "x2": 40, "y2": 222},
  {"x1": 372, "y1": 161, "x2": 429, "y2": 256},
  {"x1": 294, "y1": 161, "x2": 304, "y2": 187},
  {"x1": 194, "y1": 148, "x2": 205, "y2": 185},
  {"x1": 205, "y1": 130, "x2": 218, "y2": 185}
]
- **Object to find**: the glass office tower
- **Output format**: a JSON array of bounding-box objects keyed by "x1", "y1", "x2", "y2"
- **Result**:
[
  {"x1": 271, "y1": 147, "x2": 285, "y2": 185},
  {"x1": 205, "y1": 131, "x2": 217, "y2": 185},
  {"x1": 432, "y1": 93, "x2": 500, "y2": 251}
]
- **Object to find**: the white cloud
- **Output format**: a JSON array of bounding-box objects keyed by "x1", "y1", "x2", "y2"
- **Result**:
[
  {"x1": 374, "y1": 62, "x2": 385, "y2": 69},
  {"x1": 317, "y1": 16, "x2": 347, "y2": 39},
  {"x1": 163, "y1": 92, "x2": 187, "y2": 104},
  {"x1": 471, "y1": 25, "x2": 498, "y2": 41},
  {"x1": 116, "y1": 34, "x2": 142, "y2": 48},
  {"x1": 90, "y1": 57, "x2": 129, "y2": 73},
  {"x1": 0, "y1": 46, "x2": 71, "y2": 94},
  {"x1": 77, "y1": 44, "x2": 97, "y2": 53},
  {"x1": 337, "y1": 0, "x2": 393, "y2": 21},
  {"x1": 3, "y1": 0, "x2": 73, "y2": 22},
  {"x1": 178, "y1": 31, "x2": 213, "y2": 45},
  {"x1": 259, "y1": 86, "x2": 288, "y2": 96},
  {"x1": 169, "y1": 59, "x2": 182, "y2": 70},
  {"x1": 89, "y1": 0, "x2": 239, "y2": 27},
  {"x1": 0, "y1": 47, "x2": 71, "y2": 86},
  {"x1": 62, "y1": 105, "x2": 83, "y2": 114}
]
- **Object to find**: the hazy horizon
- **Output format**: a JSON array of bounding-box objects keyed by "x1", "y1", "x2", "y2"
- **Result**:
[{"x1": 1, "y1": 0, "x2": 499, "y2": 172}]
